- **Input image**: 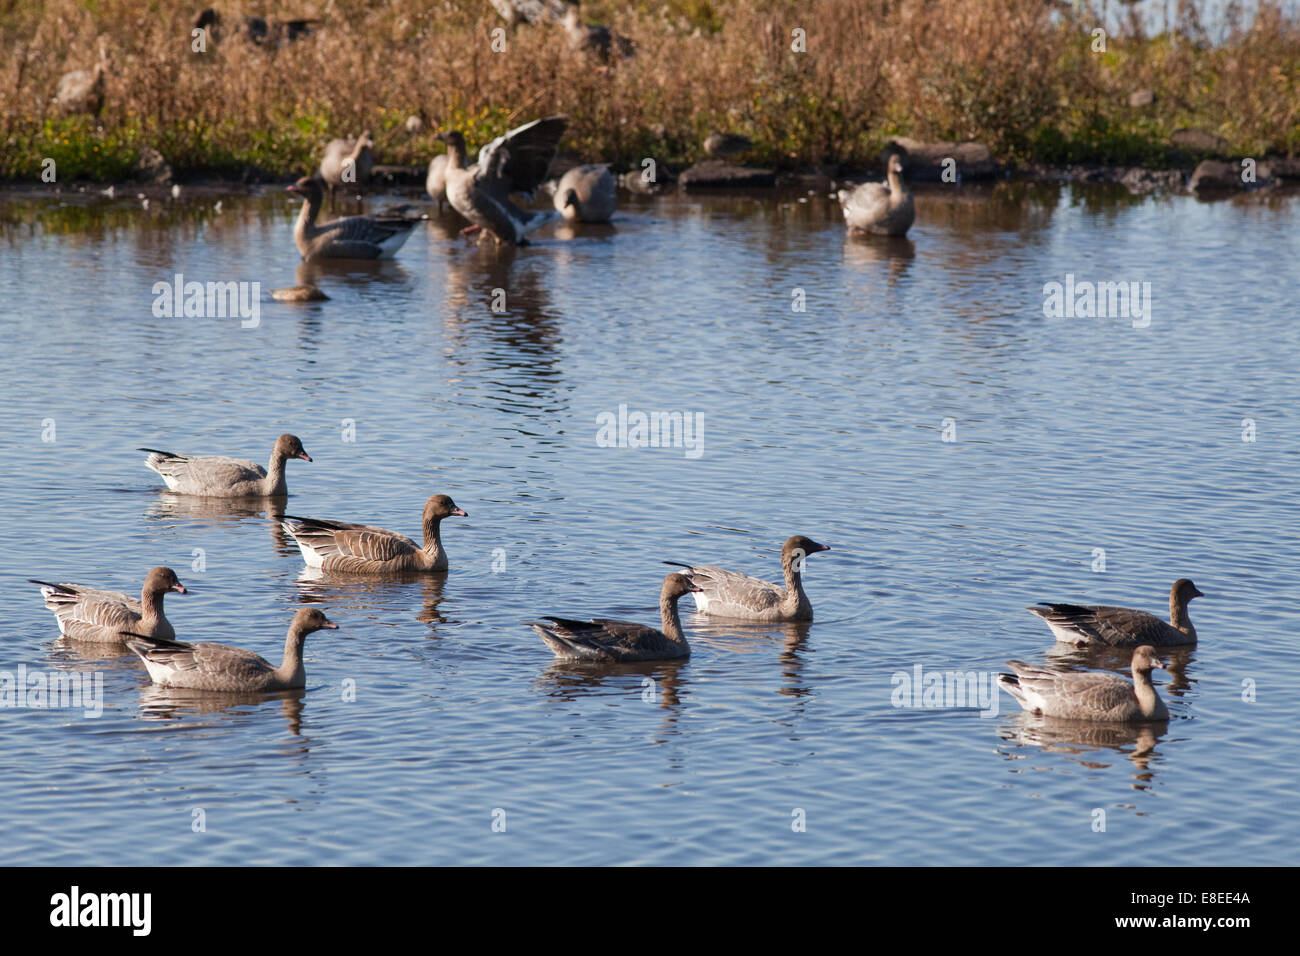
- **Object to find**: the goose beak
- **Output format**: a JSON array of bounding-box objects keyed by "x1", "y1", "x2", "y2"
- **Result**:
[
  {"x1": 1191, "y1": 587, "x2": 1205, "y2": 598},
  {"x1": 321, "y1": 621, "x2": 339, "y2": 630},
  {"x1": 451, "y1": 507, "x2": 468, "y2": 517},
  {"x1": 297, "y1": 451, "x2": 313, "y2": 462},
  {"x1": 687, "y1": 584, "x2": 703, "y2": 593},
  {"x1": 172, "y1": 583, "x2": 187, "y2": 594}
]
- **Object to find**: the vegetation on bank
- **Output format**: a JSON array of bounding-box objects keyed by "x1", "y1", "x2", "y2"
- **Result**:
[{"x1": 0, "y1": 0, "x2": 1296, "y2": 183}]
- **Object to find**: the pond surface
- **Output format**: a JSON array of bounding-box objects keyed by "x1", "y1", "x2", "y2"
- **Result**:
[{"x1": 0, "y1": 178, "x2": 1296, "y2": 864}]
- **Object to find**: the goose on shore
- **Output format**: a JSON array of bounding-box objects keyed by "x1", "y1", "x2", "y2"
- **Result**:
[
  {"x1": 553, "y1": 164, "x2": 617, "y2": 222},
  {"x1": 665, "y1": 535, "x2": 831, "y2": 622},
  {"x1": 282, "y1": 495, "x2": 468, "y2": 573},
  {"x1": 193, "y1": 8, "x2": 317, "y2": 47},
  {"x1": 437, "y1": 116, "x2": 567, "y2": 245},
  {"x1": 531, "y1": 573, "x2": 701, "y2": 662},
  {"x1": 998, "y1": 646, "x2": 1170, "y2": 722},
  {"x1": 126, "y1": 608, "x2": 338, "y2": 692},
  {"x1": 140, "y1": 433, "x2": 311, "y2": 497},
  {"x1": 837, "y1": 153, "x2": 915, "y2": 236},
  {"x1": 319, "y1": 130, "x2": 373, "y2": 198},
  {"x1": 1027, "y1": 579, "x2": 1204, "y2": 647},
  {"x1": 704, "y1": 131, "x2": 752, "y2": 159},
  {"x1": 491, "y1": 0, "x2": 567, "y2": 26},
  {"x1": 287, "y1": 176, "x2": 420, "y2": 259},
  {"x1": 55, "y1": 40, "x2": 109, "y2": 115},
  {"x1": 32, "y1": 567, "x2": 186, "y2": 644},
  {"x1": 562, "y1": 1, "x2": 635, "y2": 60}
]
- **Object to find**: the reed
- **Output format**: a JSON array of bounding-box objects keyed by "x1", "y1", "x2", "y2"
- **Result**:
[{"x1": 0, "y1": 0, "x2": 1295, "y2": 181}]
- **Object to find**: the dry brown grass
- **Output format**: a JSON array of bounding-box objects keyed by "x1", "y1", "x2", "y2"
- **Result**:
[{"x1": 0, "y1": 0, "x2": 1296, "y2": 181}]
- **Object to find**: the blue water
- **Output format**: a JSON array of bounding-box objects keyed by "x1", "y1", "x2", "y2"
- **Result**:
[{"x1": 0, "y1": 180, "x2": 1296, "y2": 864}]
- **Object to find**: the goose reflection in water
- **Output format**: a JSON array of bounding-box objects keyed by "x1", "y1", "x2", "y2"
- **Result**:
[
  {"x1": 998, "y1": 713, "x2": 1170, "y2": 785},
  {"x1": 138, "y1": 683, "x2": 308, "y2": 738},
  {"x1": 145, "y1": 490, "x2": 292, "y2": 550},
  {"x1": 293, "y1": 566, "x2": 449, "y2": 630}
]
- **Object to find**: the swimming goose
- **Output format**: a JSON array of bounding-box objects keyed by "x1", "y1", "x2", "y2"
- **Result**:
[
  {"x1": 665, "y1": 535, "x2": 831, "y2": 622},
  {"x1": 1027, "y1": 579, "x2": 1204, "y2": 647},
  {"x1": 998, "y1": 645, "x2": 1169, "y2": 721},
  {"x1": 426, "y1": 153, "x2": 449, "y2": 210},
  {"x1": 287, "y1": 176, "x2": 420, "y2": 259},
  {"x1": 31, "y1": 567, "x2": 186, "y2": 644},
  {"x1": 553, "y1": 164, "x2": 617, "y2": 222},
  {"x1": 282, "y1": 495, "x2": 468, "y2": 573},
  {"x1": 837, "y1": 154, "x2": 915, "y2": 236},
  {"x1": 562, "y1": 1, "x2": 635, "y2": 60},
  {"x1": 438, "y1": 116, "x2": 567, "y2": 245},
  {"x1": 140, "y1": 433, "x2": 311, "y2": 497},
  {"x1": 319, "y1": 130, "x2": 373, "y2": 197},
  {"x1": 531, "y1": 573, "x2": 701, "y2": 662},
  {"x1": 126, "y1": 607, "x2": 338, "y2": 692}
]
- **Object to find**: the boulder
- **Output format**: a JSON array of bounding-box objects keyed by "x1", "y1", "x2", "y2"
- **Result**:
[
  {"x1": 1128, "y1": 89, "x2": 1156, "y2": 108},
  {"x1": 677, "y1": 160, "x2": 775, "y2": 189},
  {"x1": 1170, "y1": 128, "x2": 1229, "y2": 155},
  {"x1": 884, "y1": 137, "x2": 998, "y2": 181},
  {"x1": 1189, "y1": 160, "x2": 1248, "y2": 191},
  {"x1": 1120, "y1": 167, "x2": 1184, "y2": 194}
]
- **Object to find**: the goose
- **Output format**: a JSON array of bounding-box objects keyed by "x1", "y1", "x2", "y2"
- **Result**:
[
  {"x1": 55, "y1": 40, "x2": 109, "y2": 115},
  {"x1": 140, "y1": 433, "x2": 311, "y2": 497},
  {"x1": 1027, "y1": 578, "x2": 1204, "y2": 647},
  {"x1": 491, "y1": 0, "x2": 567, "y2": 26},
  {"x1": 437, "y1": 116, "x2": 567, "y2": 245},
  {"x1": 704, "y1": 131, "x2": 752, "y2": 159},
  {"x1": 531, "y1": 573, "x2": 701, "y2": 662},
  {"x1": 665, "y1": 535, "x2": 831, "y2": 622},
  {"x1": 998, "y1": 646, "x2": 1169, "y2": 721},
  {"x1": 553, "y1": 164, "x2": 617, "y2": 222},
  {"x1": 282, "y1": 495, "x2": 468, "y2": 573},
  {"x1": 562, "y1": 1, "x2": 635, "y2": 60},
  {"x1": 426, "y1": 153, "x2": 449, "y2": 210},
  {"x1": 31, "y1": 567, "x2": 186, "y2": 644},
  {"x1": 126, "y1": 608, "x2": 337, "y2": 692},
  {"x1": 193, "y1": 8, "x2": 317, "y2": 47},
  {"x1": 319, "y1": 130, "x2": 373, "y2": 198},
  {"x1": 837, "y1": 153, "x2": 915, "y2": 236},
  {"x1": 287, "y1": 176, "x2": 420, "y2": 259}
]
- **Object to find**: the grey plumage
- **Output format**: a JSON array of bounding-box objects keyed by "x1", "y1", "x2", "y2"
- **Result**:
[
  {"x1": 32, "y1": 567, "x2": 186, "y2": 644},
  {"x1": 531, "y1": 573, "x2": 699, "y2": 662},
  {"x1": 837, "y1": 154, "x2": 915, "y2": 236},
  {"x1": 1027, "y1": 578, "x2": 1203, "y2": 647},
  {"x1": 126, "y1": 607, "x2": 338, "y2": 692},
  {"x1": 140, "y1": 433, "x2": 311, "y2": 497},
  {"x1": 438, "y1": 117, "x2": 567, "y2": 245},
  {"x1": 998, "y1": 645, "x2": 1170, "y2": 721},
  {"x1": 288, "y1": 176, "x2": 420, "y2": 259},
  {"x1": 283, "y1": 494, "x2": 468, "y2": 573},
  {"x1": 666, "y1": 535, "x2": 831, "y2": 622}
]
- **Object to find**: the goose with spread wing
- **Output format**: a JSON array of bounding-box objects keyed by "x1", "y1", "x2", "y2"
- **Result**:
[{"x1": 437, "y1": 116, "x2": 567, "y2": 245}]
